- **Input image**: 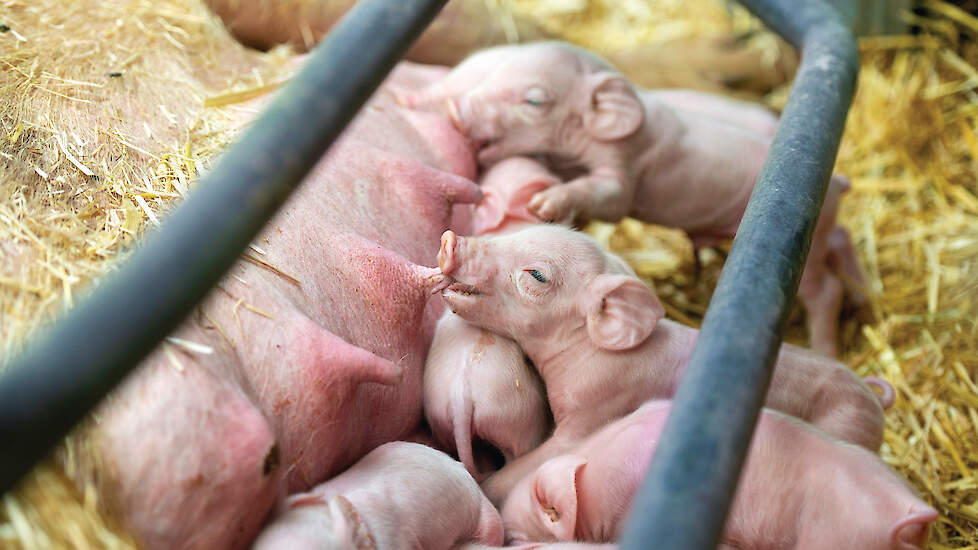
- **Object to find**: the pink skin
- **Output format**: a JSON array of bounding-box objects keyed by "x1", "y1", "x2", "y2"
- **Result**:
[
  {"x1": 648, "y1": 88, "x2": 778, "y2": 138},
  {"x1": 88, "y1": 345, "x2": 283, "y2": 550},
  {"x1": 471, "y1": 156, "x2": 563, "y2": 236},
  {"x1": 456, "y1": 544, "x2": 616, "y2": 550},
  {"x1": 216, "y1": 231, "x2": 452, "y2": 491},
  {"x1": 80, "y1": 64, "x2": 480, "y2": 549},
  {"x1": 254, "y1": 442, "x2": 504, "y2": 550},
  {"x1": 437, "y1": 225, "x2": 887, "y2": 504},
  {"x1": 411, "y1": 41, "x2": 864, "y2": 357},
  {"x1": 423, "y1": 157, "x2": 561, "y2": 480},
  {"x1": 250, "y1": 495, "x2": 368, "y2": 550},
  {"x1": 424, "y1": 309, "x2": 550, "y2": 480},
  {"x1": 501, "y1": 401, "x2": 937, "y2": 550}
]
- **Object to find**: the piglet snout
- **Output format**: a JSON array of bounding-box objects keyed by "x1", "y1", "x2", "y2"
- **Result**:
[{"x1": 439, "y1": 230, "x2": 458, "y2": 275}]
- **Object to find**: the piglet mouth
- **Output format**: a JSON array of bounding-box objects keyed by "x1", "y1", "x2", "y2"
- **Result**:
[{"x1": 444, "y1": 280, "x2": 482, "y2": 296}]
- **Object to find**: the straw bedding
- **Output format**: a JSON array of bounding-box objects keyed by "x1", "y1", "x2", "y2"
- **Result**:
[{"x1": 0, "y1": 0, "x2": 975, "y2": 548}]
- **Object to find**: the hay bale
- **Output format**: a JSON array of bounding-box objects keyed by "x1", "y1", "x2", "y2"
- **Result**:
[{"x1": 0, "y1": 0, "x2": 293, "y2": 547}]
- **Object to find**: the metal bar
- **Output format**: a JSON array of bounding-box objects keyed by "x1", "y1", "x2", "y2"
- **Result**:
[
  {"x1": 619, "y1": 2, "x2": 858, "y2": 549},
  {"x1": 0, "y1": 0, "x2": 447, "y2": 496}
]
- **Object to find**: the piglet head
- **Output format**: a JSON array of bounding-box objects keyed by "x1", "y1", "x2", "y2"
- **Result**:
[
  {"x1": 501, "y1": 455, "x2": 588, "y2": 543},
  {"x1": 438, "y1": 225, "x2": 663, "y2": 350},
  {"x1": 445, "y1": 43, "x2": 644, "y2": 167}
]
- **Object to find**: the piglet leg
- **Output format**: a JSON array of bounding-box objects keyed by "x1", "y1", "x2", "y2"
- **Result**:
[
  {"x1": 797, "y1": 175, "x2": 852, "y2": 358},
  {"x1": 797, "y1": 265, "x2": 844, "y2": 358},
  {"x1": 826, "y1": 225, "x2": 868, "y2": 305},
  {"x1": 766, "y1": 343, "x2": 886, "y2": 450},
  {"x1": 528, "y1": 171, "x2": 631, "y2": 225}
]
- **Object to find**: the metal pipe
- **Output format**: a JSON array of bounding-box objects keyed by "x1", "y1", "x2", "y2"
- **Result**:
[
  {"x1": 619, "y1": 2, "x2": 858, "y2": 549},
  {"x1": 0, "y1": 0, "x2": 447, "y2": 496}
]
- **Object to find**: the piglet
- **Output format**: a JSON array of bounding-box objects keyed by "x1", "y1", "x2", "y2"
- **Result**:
[
  {"x1": 456, "y1": 544, "x2": 615, "y2": 550},
  {"x1": 648, "y1": 88, "x2": 778, "y2": 137},
  {"x1": 411, "y1": 41, "x2": 863, "y2": 357},
  {"x1": 424, "y1": 310, "x2": 550, "y2": 479},
  {"x1": 437, "y1": 225, "x2": 889, "y2": 503},
  {"x1": 252, "y1": 442, "x2": 503, "y2": 550},
  {"x1": 424, "y1": 156, "x2": 559, "y2": 480},
  {"x1": 501, "y1": 400, "x2": 937, "y2": 550}
]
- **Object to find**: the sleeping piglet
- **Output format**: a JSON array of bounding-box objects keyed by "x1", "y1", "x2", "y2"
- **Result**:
[
  {"x1": 437, "y1": 225, "x2": 891, "y2": 503},
  {"x1": 424, "y1": 310, "x2": 550, "y2": 479},
  {"x1": 409, "y1": 41, "x2": 863, "y2": 357},
  {"x1": 501, "y1": 400, "x2": 937, "y2": 550},
  {"x1": 252, "y1": 442, "x2": 503, "y2": 550}
]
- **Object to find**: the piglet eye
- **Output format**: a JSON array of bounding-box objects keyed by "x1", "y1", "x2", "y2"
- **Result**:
[
  {"x1": 524, "y1": 269, "x2": 548, "y2": 283},
  {"x1": 523, "y1": 87, "x2": 549, "y2": 107}
]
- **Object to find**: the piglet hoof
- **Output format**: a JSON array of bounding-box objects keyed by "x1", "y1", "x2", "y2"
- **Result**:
[{"x1": 528, "y1": 188, "x2": 574, "y2": 225}]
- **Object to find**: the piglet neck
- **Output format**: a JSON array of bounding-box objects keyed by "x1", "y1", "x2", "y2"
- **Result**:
[{"x1": 520, "y1": 325, "x2": 595, "y2": 421}]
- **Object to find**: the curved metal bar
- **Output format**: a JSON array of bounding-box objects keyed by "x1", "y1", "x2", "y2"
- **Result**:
[
  {"x1": 619, "y1": 2, "x2": 858, "y2": 549},
  {"x1": 0, "y1": 0, "x2": 447, "y2": 496}
]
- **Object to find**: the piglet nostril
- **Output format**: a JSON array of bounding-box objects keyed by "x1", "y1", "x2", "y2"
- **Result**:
[
  {"x1": 438, "y1": 230, "x2": 457, "y2": 275},
  {"x1": 262, "y1": 444, "x2": 280, "y2": 476}
]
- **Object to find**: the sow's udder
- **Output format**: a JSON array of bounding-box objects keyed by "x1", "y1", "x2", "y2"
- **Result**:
[{"x1": 73, "y1": 61, "x2": 481, "y2": 550}]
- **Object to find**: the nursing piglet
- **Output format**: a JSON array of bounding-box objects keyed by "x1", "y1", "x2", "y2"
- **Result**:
[
  {"x1": 457, "y1": 544, "x2": 615, "y2": 550},
  {"x1": 501, "y1": 401, "x2": 936, "y2": 550},
  {"x1": 253, "y1": 442, "x2": 503, "y2": 550},
  {"x1": 424, "y1": 157, "x2": 559, "y2": 479},
  {"x1": 414, "y1": 41, "x2": 862, "y2": 357},
  {"x1": 437, "y1": 225, "x2": 890, "y2": 502}
]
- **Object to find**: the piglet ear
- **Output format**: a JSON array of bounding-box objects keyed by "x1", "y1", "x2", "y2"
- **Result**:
[
  {"x1": 583, "y1": 72, "x2": 643, "y2": 141},
  {"x1": 889, "y1": 506, "x2": 938, "y2": 549},
  {"x1": 472, "y1": 188, "x2": 508, "y2": 235},
  {"x1": 508, "y1": 175, "x2": 560, "y2": 213},
  {"x1": 473, "y1": 176, "x2": 560, "y2": 234},
  {"x1": 582, "y1": 274, "x2": 664, "y2": 350},
  {"x1": 531, "y1": 455, "x2": 587, "y2": 541},
  {"x1": 327, "y1": 495, "x2": 377, "y2": 550}
]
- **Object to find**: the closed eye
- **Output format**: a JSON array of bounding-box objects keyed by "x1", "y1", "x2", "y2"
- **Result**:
[
  {"x1": 523, "y1": 87, "x2": 550, "y2": 108},
  {"x1": 524, "y1": 269, "x2": 548, "y2": 283}
]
